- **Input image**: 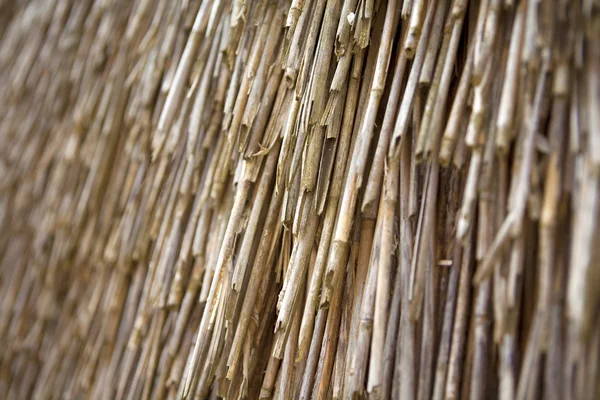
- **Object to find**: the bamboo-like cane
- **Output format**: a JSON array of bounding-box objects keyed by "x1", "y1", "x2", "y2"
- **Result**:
[{"x1": 1, "y1": 1, "x2": 599, "y2": 399}]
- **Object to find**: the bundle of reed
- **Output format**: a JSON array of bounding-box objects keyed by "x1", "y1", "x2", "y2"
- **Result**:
[{"x1": 0, "y1": 0, "x2": 598, "y2": 398}]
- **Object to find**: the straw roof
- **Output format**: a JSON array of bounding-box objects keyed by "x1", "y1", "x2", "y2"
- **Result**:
[{"x1": 0, "y1": 0, "x2": 598, "y2": 398}]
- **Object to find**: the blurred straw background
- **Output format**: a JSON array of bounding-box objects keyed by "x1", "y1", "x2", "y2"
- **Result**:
[{"x1": 0, "y1": 0, "x2": 599, "y2": 399}]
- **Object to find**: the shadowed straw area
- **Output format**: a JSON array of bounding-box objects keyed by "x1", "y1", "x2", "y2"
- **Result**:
[{"x1": 0, "y1": 0, "x2": 599, "y2": 399}]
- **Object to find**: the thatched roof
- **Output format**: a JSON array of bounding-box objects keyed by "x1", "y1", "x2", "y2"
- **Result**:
[{"x1": 0, "y1": 0, "x2": 598, "y2": 398}]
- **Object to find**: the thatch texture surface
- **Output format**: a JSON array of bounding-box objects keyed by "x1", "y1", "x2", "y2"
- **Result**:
[{"x1": 0, "y1": 0, "x2": 599, "y2": 399}]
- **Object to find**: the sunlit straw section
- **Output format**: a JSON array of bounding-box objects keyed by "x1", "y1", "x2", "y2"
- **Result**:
[{"x1": 0, "y1": 0, "x2": 598, "y2": 399}]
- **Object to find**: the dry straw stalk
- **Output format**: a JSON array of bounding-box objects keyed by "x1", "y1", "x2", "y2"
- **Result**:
[{"x1": 0, "y1": 0, "x2": 599, "y2": 399}]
